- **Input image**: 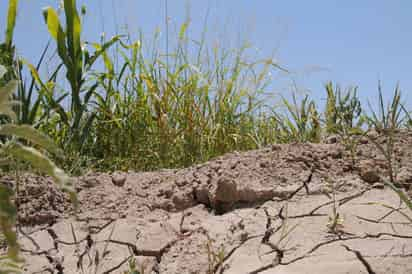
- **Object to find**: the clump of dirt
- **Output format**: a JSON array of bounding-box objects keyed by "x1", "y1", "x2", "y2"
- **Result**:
[
  {"x1": 3, "y1": 131, "x2": 412, "y2": 273},
  {"x1": 1, "y1": 174, "x2": 71, "y2": 226}
]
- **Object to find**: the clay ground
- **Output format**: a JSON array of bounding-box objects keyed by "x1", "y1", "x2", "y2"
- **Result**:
[{"x1": 5, "y1": 131, "x2": 412, "y2": 273}]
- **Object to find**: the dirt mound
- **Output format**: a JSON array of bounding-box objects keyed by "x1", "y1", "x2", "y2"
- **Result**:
[
  {"x1": 4, "y1": 131, "x2": 412, "y2": 273},
  {"x1": 0, "y1": 174, "x2": 71, "y2": 226}
]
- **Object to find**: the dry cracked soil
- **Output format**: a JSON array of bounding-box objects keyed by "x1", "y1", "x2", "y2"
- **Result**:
[{"x1": 3, "y1": 131, "x2": 412, "y2": 274}]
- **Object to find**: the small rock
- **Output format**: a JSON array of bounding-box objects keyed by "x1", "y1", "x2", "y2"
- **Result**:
[
  {"x1": 359, "y1": 137, "x2": 369, "y2": 144},
  {"x1": 325, "y1": 135, "x2": 339, "y2": 144},
  {"x1": 367, "y1": 130, "x2": 379, "y2": 140},
  {"x1": 360, "y1": 170, "x2": 380, "y2": 184},
  {"x1": 111, "y1": 173, "x2": 127, "y2": 187},
  {"x1": 359, "y1": 160, "x2": 380, "y2": 184},
  {"x1": 396, "y1": 167, "x2": 412, "y2": 189},
  {"x1": 328, "y1": 148, "x2": 343, "y2": 159},
  {"x1": 271, "y1": 144, "x2": 281, "y2": 151},
  {"x1": 172, "y1": 191, "x2": 196, "y2": 210}
]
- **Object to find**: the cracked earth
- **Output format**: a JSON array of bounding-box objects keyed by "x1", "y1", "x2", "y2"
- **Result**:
[{"x1": 4, "y1": 131, "x2": 412, "y2": 273}]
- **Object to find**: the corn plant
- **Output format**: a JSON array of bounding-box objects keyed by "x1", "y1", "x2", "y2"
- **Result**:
[
  {"x1": 42, "y1": 0, "x2": 119, "y2": 152},
  {"x1": 15, "y1": 43, "x2": 66, "y2": 127},
  {"x1": 0, "y1": 65, "x2": 76, "y2": 272},
  {"x1": 0, "y1": 0, "x2": 18, "y2": 87}
]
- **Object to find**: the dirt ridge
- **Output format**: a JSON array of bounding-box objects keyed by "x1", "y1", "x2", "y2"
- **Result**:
[{"x1": 4, "y1": 131, "x2": 412, "y2": 273}]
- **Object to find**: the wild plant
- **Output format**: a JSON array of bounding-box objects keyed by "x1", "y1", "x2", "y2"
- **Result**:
[
  {"x1": 274, "y1": 93, "x2": 321, "y2": 143},
  {"x1": 323, "y1": 177, "x2": 345, "y2": 234},
  {"x1": 206, "y1": 236, "x2": 226, "y2": 274},
  {"x1": 366, "y1": 83, "x2": 405, "y2": 132},
  {"x1": 0, "y1": 65, "x2": 76, "y2": 272},
  {"x1": 365, "y1": 86, "x2": 412, "y2": 220},
  {"x1": 402, "y1": 104, "x2": 412, "y2": 129},
  {"x1": 88, "y1": 22, "x2": 281, "y2": 170},
  {"x1": 124, "y1": 258, "x2": 141, "y2": 274},
  {"x1": 365, "y1": 86, "x2": 409, "y2": 183},
  {"x1": 324, "y1": 81, "x2": 363, "y2": 135},
  {"x1": 0, "y1": 0, "x2": 18, "y2": 87}
]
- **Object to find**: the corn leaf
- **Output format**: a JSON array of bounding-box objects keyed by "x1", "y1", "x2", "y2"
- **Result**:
[
  {"x1": 5, "y1": 0, "x2": 18, "y2": 48},
  {"x1": 43, "y1": 7, "x2": 68, "y2": 64},
  {"x1": 0, "y1": 125, "x2": 62, "y2": 155}
]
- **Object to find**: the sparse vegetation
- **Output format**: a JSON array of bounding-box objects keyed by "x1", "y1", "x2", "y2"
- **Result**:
[{"x1": 0, "y1": 64, "x2": 76, "y2": 273}]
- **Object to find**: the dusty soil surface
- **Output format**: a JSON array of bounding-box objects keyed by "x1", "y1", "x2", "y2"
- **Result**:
[{"x1": 3, "y1": 131, "x2": 412, "y2": 273}]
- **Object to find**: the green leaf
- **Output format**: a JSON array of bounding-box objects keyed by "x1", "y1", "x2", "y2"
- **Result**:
[
  {"x1": 42, "y1": 7, "x2": 61, "y2": 40},
  {"x1": 86, "y1": 36, "x2": 121, "y2": 68},
  {"x1": 43, "y1": 7, "x2": 68, "y2": 64},
  {"x1": 92, "y1": 43, "x2": 114, "y2": 76},
  {"x1": 0, "y1": 124, "x2": 62, "y2": 155},
  {"x1": 64, "y1": 0, "x2": 82, "y2": 58},
  {"x1": 5, "y1": 0, "x2": 18, "y2": 49},
  {"x1": 382, "y1": 177, "x2": 412, "y2": 212},
  {"x1": 22, "y1": 60, "x2": 47, "y2": 90}
]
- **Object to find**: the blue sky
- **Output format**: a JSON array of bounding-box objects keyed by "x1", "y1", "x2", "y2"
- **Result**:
[{"x1": 1, "y1": 0, "x2": 411, "y2": 108}]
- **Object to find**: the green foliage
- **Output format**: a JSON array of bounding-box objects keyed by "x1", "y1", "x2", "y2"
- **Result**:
[
  {"x1": 324, "y1": 82, "x2": 363, "y2": 135},
  {"x1": 401, "y1": 104, "x2": 412, "y2": 129},
  {"x1": 42, "y1": 0, "x2": 120, "y2": 152},
  {"x1": 0, "y1": 64, "x2": 76, "y2": 271},
  {"x1": 367, "y1": 83, "x2": 405, "y2": 132},
  {"x1": 86, "y1": 26, "x2": 279, "y2": 170},
  {"x1": 274, "y1": 94, "x2": 321, "y2": 143},
  {"x1": 382, "y1": 177, "x2": 412, "y2": 212},
  {"x1": 16, "y1": 44, "x2": 63, "y2": 126},
  {"x1": 0, "y1": 0, "x2": 18, "y2": 86},
  {"x1": 124, "y1": 258, "x2": 141, "y2": 274},
  {"x1": 5, "y1": 0, "x2": 18, "y2": 50}
]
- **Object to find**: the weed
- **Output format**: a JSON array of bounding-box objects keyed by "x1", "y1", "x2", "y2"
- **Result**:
[
  {"x1": 323, "y1": 177, "x2": 345, "y2": 234},
  {"x1": 206, "y1": 236, "x2": 226, "y2": 274},
  {"x1": 274, "y1": 93, "x2": 320, "y2": 143},
  {"x1": 324, "y1": 82, "x2": 364, "y2": 134},
  {"x1": 367, "y1": 83, "x2": 405, "y2": 132},
  {"x1": 0, "y1": 65, "x2": 76, "y2": 272},
  {"x1": 124, "y1": 258, "x2": 141, "y2": 274}
]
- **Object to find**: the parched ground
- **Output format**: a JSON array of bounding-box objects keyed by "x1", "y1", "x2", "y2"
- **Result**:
[{"x1": 3, "y1": 131, "x2": 412, "y2": 273}]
